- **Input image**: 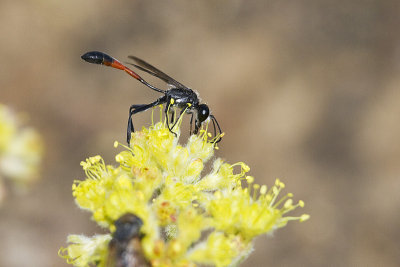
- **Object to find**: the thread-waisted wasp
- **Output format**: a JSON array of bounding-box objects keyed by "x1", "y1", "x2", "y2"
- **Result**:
[{"x1": 81, "y1": 51, "x2": 222, "y2": 145}]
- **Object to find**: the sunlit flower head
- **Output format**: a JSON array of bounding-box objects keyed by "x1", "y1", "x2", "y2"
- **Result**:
[
  {"x1": 0, "y1": 104, "x2": 43, "y2": 203},
  {"x1": 60, "y1": 105, "x2": 308, "y2": 267}
]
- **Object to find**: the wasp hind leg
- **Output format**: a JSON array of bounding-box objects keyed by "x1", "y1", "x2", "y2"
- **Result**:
[{"x1": 127, "y1": 97, "x2": 166, "y2": 145}]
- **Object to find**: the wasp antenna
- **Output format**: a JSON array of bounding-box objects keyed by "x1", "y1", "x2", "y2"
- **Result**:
[{"x1": 210, "y1": 115, "x2": 223, "y2": 143}]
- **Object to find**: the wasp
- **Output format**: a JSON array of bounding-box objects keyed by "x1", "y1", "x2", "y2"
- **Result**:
[{"x1": 81, "y1": 51, "x2": 222, "y2": 145}]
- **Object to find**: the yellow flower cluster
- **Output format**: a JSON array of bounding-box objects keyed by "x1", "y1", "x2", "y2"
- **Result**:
[
  {"x1": 0, "y1": 104, "x2": 43, "y2": 202},
  {"x1": 60, "y1": 107, "x2": 308, "y2": 267}
]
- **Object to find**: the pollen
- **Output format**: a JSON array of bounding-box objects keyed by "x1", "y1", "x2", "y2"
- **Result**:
[{"x1": 246, "y1": 176, "x2": 255, "y2": 184}]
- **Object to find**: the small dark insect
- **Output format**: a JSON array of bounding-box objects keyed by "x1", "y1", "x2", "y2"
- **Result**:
[
  {"x1": 81, "y1": 51, "x2": 222, "y2": 145},
  {"x1": 107, "y1": 213, "x2": 149, "y2": 267}
]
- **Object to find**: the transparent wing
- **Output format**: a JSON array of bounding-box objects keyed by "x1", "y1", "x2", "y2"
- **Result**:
[{"x1": 128, "y1": 56, "x2": 188, "y2": 89}]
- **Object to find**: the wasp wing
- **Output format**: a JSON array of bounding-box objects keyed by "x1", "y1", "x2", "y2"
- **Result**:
[{"x1": 128, "y1": 56, "x2": 187, "y2": 89}]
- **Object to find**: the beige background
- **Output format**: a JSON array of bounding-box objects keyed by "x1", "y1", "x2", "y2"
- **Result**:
[{"x1": 1, "y1": 1, "x2": 399, "y2": 266}]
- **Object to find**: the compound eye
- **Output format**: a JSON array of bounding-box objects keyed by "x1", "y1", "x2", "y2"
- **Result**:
[{"x1": 198, "y1": 104, "x2": 210, "y2": 122}]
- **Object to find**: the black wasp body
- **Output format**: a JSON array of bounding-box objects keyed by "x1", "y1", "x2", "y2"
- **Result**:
[{"x1": 81, "y1": 51, "x2": 222, "y2": 145}]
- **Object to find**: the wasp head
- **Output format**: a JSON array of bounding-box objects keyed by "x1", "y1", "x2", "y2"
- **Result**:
[{"x1": 197, "y1": 104, "x2": 210, "y2": 123}]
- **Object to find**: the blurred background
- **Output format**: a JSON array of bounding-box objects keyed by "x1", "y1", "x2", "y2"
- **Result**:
[{"x1": 1, "y1": 0, "x2": 399, "y2": 266}]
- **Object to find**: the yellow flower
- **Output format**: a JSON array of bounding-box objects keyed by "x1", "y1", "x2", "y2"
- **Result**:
[
  {"x1": 207, "y1": 179, "x2": 307, "y2": 241},
  {"x1": 59, "y1": 234, "x2": 111, "y2": 267},
  {"x1": 61, "y1": 106, "x2": 308, "y2": 267},
  {"x1": 0, "y1": 104, "x2": 43, "y2": 203}
]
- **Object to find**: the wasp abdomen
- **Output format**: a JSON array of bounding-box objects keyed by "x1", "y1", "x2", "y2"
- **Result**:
[{"x1": 81, "y1": 51, "x2": 114, "y2": 66}]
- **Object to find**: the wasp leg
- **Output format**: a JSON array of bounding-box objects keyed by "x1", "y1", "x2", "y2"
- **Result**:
[
  {"x1": 164, "y1": 101, "x2": 177, "y2": 137},
  {"x1": 189, "y1": 113, "x2": 194, "y2": 135},
  {"x1": 193, "y1": 119, "x2": 200, "y2": 135},
  {"x1": 169, "y1": 108, "x2": 186, "y2": 133},
  {"x1": 127, "y1": 96, "x2": 166, "y2": 145},
  {"x1": 170, "y1": 109, "x2": 175, "y2": 124},
  {"x1": 210, "y1": 115, "x2": 222, "y2": 143}
]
